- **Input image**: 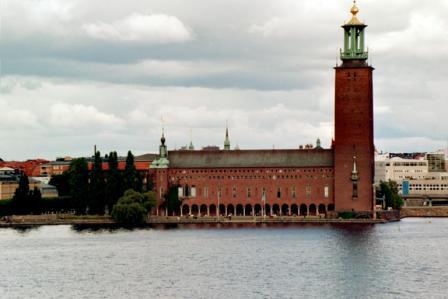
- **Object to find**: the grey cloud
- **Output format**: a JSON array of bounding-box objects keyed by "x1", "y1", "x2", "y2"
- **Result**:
[{"x1": 1, "y1": 0, "x2": 448, "y2": 159}]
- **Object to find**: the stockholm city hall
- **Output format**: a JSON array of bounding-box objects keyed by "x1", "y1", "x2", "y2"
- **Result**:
[{"x1": 149, "y1": 2, "x2": 376, "y2": 218}]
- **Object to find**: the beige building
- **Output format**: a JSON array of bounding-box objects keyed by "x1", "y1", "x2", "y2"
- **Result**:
[
  {"x1": 375, "y1": 152, "x2": 448, "y2": 197},
  {"x1": 375, "y1": 155, "x2": 428, "y2": 183},
  {"x1": 0, "y1": 181, "x2": 41, "y2": 200}
]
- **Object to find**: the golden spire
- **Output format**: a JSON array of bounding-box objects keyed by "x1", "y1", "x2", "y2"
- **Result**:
[{"x1": 347, "y1": 0, "x2": 364, "y2": 25}]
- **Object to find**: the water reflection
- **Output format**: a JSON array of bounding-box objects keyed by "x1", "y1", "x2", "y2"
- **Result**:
[
  {"x1": 0, "y1": 219, "x2": 446, "y2": 299},
  {"x1": 11, "y1": 225, "x2": 41, "y2": 236}
]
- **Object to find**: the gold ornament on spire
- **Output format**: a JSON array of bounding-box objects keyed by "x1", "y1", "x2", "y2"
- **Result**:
[{"x1": 347, "y1": 0, "x2": 364, "y2": 25}]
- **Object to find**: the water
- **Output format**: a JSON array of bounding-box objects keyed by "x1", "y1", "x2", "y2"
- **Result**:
[{"x1": 0, "y1": 219, "x2": 447, "y2": 299}]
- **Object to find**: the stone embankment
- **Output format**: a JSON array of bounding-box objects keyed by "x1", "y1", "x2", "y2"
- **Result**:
[
  {"x1": 0, "y1": 214, "x2": 114, "y2": 227},
  {"x1": 148, "y1": 216, "x2": 386, "y2": 224},
  {"x1": 401, "y1": 207, "x2": 448, "y2": 218}
]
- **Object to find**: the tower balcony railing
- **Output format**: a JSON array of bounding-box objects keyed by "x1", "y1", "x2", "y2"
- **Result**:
[{"x1": 340, "y1": 49, "x2": 368, "y2": 60}]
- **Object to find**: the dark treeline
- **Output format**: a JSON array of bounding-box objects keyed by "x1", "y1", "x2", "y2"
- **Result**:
[
  {"x1": 53, "y1": 150, "x2": 147, "y2": 215},
  {"x1": 1, "y1": 150, "x2": 155, "y2": 219}
]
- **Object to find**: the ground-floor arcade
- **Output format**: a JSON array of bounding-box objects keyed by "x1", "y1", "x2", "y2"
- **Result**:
[{"x1": 157, "y1": 203, "x2": 335, "y2": 217}]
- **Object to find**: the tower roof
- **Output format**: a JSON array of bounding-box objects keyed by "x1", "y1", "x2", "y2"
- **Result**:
[{"x1": 346, "y1": 1, "x2": 364, "y2": 26}]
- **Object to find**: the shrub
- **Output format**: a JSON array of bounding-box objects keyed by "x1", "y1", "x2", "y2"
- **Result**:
[{"x1": 111, "y1": 189, "x2": 157, "y2": 226}]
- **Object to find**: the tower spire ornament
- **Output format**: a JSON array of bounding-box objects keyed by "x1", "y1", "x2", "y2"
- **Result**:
[{"x1": 224, "y1": 121, "x2": 231, "y2": 151}]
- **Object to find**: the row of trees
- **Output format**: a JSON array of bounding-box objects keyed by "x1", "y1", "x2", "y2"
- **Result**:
[
  {"x1": 50, "y1": 150, "x2": 149, "y2": 215},
  {"x1": 11, "y1": 175, "x2": 42, "y2": 215}
]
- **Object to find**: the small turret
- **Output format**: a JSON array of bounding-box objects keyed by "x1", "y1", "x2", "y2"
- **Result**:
[
  {"x1": 224, "y1": 123, "x2": 231, "y2": 151},
  {"x1": 150, "y1": 127, "x2": 170, "y2": 169},
  {"x1": 315, "y1": 138, "x2": 322, "y2": 149},
  {"x1": 188, "y1": 129, "x2": 195, "y2": 150}
]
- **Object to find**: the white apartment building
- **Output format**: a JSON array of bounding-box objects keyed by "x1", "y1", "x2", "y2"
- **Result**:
[{"x1": 375, "y1": 152, "x2": 448, "y2": 196}]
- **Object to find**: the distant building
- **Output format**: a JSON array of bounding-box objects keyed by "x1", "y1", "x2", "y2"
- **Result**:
[
  {"x1": 0, "y1": 171, "x2": 45, "y2": 200},
  {"x1": 375, "y1": 152, "x2": 448, "y2": 199},
  {"x1": 0, "y1": 159, "x2": 49, "y2": 177}
]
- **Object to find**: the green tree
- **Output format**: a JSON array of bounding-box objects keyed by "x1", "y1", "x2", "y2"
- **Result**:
[
  {"x1": 166, "y1": 185, "x2": 181, "y2": 216},
  {"x1": 143, "y1": 191, "x2": 157, "y2": 214},
  {"x1": 380, "y1": 180, "x2": 404, "y2": 210},
  {"x1": 29, "y1": 186, "x2": 42, "y2": 214},
  {"x1": 111, "y1": 189, "x2": 156, "y2": 225},
  {"x1": 89, "y1": 151, "x2": 106, "y2": 215},
  {"x1": 68, "y1": 158, "x2": 89, "y2": 214},
  {"x1": 105, "y1": 151, "x2": 124, "y2": 213},
  {"x1": 49, "y1": 172, "x2": 71, "y2": 196},
  {"x1": 12, "y1": 174, "x2": 30, "y2": 214},
  {"x1": 124, "y1": 151, "x2": 142, "y2": 192}
]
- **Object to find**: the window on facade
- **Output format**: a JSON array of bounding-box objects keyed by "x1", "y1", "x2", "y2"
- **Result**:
[
  {"x1": 203, "y1": 187, "x2": 209, "y2": 199},
  {"x1": 306, "y1": 185, "x2": 311, "y2": 198},
  {"x1": 178, "y1": 186, "x2": 184, "y2": 197},
  {"x1": 247, "y1": 188, "x2": 251, "y2": 198},
  {"x1": 262, "y1": 188, "x2": 267, "y2": 200},
  {"x1": 160, "y1": 187, "x2": 164, "y2": 198},
  {"x1": 292, "y1": 187, "x2": 297, "y2": 198},
  {"x1": 324, "y1": 186, "x2": 329, "y2": 198},
  {"x1": 218, "y1": 188, "x2": 222, "y2": 200},
  {"x1": 277, "y1": 187, "x2": 281, "y2": 199},
  {"x1": 232, "y1": 186, "x2": 237, "y2": 198},
  {"x1": 191, "y1": 186, "x2": 197, "y2": 198}
]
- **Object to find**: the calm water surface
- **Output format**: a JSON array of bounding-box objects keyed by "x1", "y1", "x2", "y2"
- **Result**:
[{"x1": 1, "y1": 218, "x2": 447, "y2": 299}]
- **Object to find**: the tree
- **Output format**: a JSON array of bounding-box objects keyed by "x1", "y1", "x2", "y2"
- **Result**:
[
  {"x1": 68, "y1": 158, "x2": 89, "y2": 214},
  {"x1": 49, "y1": 172, "x2": 71, "y2": 196},
  {"x1": 111, "y1": 189, "x2": 157, "y2": 225},
  {"x1": 105, "y1": 151, "x2": 124, "y2": 213},
  {"x1": 143, "y1": 191, "x2": 157, "y2": 214},
  {"x1": 165, "y1": 185, "x2": 181, "y2": 216},
  {"x1": 29, "y1": 186, "x2": 42, "y2": 214},
  {"x1": 124, "y1": 151, "x2": 142, "y2": 192},
  {"x1": 12, "y1": 174, "x2": 30, "y2": 214},
  {"x1": 380, "y1": 180, "x2": 404, "y2": 210},
  {"x1": 88, "y1": 151, "x2": 106, "y2": 215}
]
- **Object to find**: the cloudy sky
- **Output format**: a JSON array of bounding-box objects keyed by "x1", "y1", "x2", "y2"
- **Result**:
[{"x1": 1, "y1": 0, "x2": 448, "y2": 160}]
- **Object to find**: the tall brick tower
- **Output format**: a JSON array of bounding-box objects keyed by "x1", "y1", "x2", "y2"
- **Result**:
[{"x1": 334, "y1": 1, "x2": 374, "y2": 215}]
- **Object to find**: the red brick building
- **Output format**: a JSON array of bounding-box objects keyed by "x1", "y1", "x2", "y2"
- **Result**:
[
  {"x1": 150, "y1": 3, "x2": 375, "y2": 218},
  {"x1": 0, "y1": 159, "x2": 49, "y2": 177}
]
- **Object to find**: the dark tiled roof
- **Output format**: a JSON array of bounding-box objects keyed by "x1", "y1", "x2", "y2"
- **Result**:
[
  {"x1": 168, "y1": 149, "x2": 334, "y2": 168},
  {"x1": 135, "y1": 153, "x2": 158, "y2": 161}
]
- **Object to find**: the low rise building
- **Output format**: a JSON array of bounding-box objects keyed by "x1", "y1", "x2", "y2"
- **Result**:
[{"x1": 375, "y1": 152, "x2": 448, "y2": 200}]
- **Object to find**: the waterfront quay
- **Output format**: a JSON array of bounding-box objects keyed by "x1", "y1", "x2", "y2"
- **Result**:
[
  {"x1": 3, "y1": 207, "x2": 448, "y2": 227},
  {"x1": 148, "y1": 215, "x2": 387, "y2": 224}
]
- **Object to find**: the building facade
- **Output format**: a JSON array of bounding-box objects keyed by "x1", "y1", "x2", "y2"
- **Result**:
[
  {"x1": 150, "y1": 3, "x2": 375, "y2": 218},
  {"x1": 375, "y1": 152, "x2": 448, "y2": 199}
]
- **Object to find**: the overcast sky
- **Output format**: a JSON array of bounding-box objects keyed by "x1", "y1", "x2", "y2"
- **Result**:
[{"x1": 1, "y1": 0, "x2": 448, "y2": 160}]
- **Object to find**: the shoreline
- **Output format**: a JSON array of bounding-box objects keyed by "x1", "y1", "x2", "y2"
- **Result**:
[
  {"x1": 0, "y1": 214, "x2": 389, "y2": 227},
  {"x1": 2, "y1": 207, "x2": 448, "y2": 228}
]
